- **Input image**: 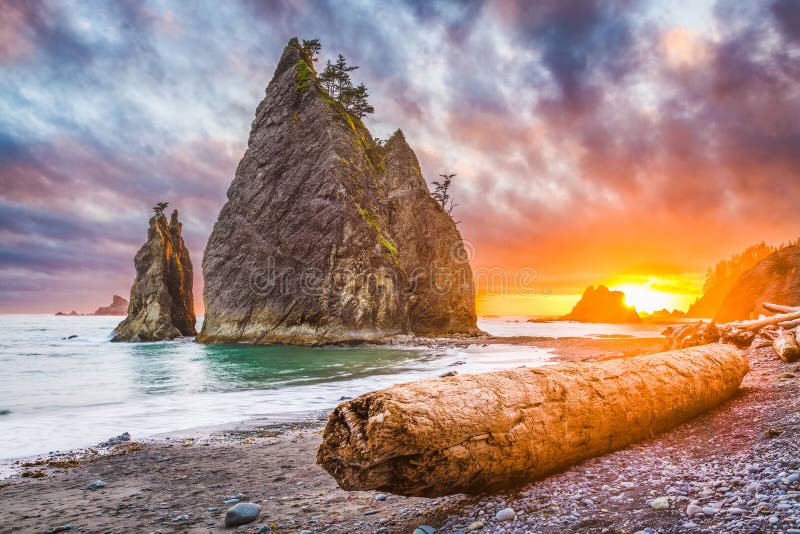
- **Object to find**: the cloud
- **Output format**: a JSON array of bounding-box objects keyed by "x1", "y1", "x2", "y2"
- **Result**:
[{"x1": 1, "y1": 0, "x2": 799, "y2": 313}]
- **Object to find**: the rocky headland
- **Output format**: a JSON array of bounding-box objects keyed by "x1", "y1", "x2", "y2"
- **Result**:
[
  {"x1": 112, "y1": 209, "x2": 196, "y2": 342},
  {"x1": 715, "y1": 245, "x2": 800, "y2": 322},
  {"x1": 199, "y1": 39, "x2": 478, "y2": 345}
]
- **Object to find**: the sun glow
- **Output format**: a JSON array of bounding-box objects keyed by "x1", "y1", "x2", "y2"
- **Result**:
[{"x1": 607, "y1": 279, "x2": 692, "y2": 314}]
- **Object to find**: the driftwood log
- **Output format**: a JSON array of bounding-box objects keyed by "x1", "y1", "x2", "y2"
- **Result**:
[
  {"x1": 317, "y1": 344, "x2": 748, "y2": 497},
  {"x1": 774, "y1": 331, "x2": 800, "y2": 363},
  {"x1": 762, "y1": 302, "x2": 800, "y2": 314}
]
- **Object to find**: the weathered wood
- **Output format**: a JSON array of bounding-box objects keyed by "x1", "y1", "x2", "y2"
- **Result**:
[
  {"x1": 779, "y1": 319, "x2": 800, "y2": 329},
  {"x1": 728, "y1": 310, "x2": 800, "y2": 332},
  {"x1": 317, "y1": 344, "x2": 749, "y2": 497},
  {"x1": 763, "y1": 302, "x2": 800, "y2": 314},
  {"x1": 774, "y1": 331, "x2": 800, "y2": 363}
]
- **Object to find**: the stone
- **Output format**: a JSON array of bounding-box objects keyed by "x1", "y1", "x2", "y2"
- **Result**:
[
  {"x1": 686, "y1": 503, "x2": 702, "y2": 516},
  {"x1": 98, "y1": 432, "x2": 130, "y2": 447},
  {"x1": 224, "y1": 502, "x2": 261, "y2": 527},
  {"x1": 651, "y1": 496, "x2": 670, "y2": 510},
  {"x1": 198, "y1": 38, "x2": 479, "y2": 345},
  {"x1": 375, "y1": 493, "x2": 388, "y2": 501},
  {"x1": 86, "y1": 480, "x2": 105, "y2": 490},
  {"x1": 413, "y1": 526, "x2": 435, "y2": 534},
  {"x1": 256, "y1": 527, "x2": 271, "y2": 534},
  {"x1": 113, "y1": 209, "x2": 197, "y2": 341},
  {"x1": 561, "y1": 285, "x2": 641, "y2": 323},
  {"x1": 495, "y1": 508, "x2": 516, "y2": 521},
  {"x1": 467, "y1": 521, "x2": 484, "y2": 531}
]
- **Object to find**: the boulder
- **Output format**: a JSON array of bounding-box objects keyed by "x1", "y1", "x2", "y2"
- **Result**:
[
  {"x1": 198, "y1": 39, "x2": 478, "y2": 345},
  {"x1": 113, "y1": 210, "x2": 196, "y2": 341},
  {"x1": 561, "y1": 285, "x2": 641, "y2": 323}
]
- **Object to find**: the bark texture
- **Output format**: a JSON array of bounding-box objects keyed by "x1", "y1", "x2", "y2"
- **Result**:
[
  {"x1": 199, "y1": 39, "x2": 478, "y2": 345},
  {"x1": 317, "y1": 344, "x2": 748, "y2": 497},
  {"x1": 113, "y1": 210, "x2": 196, "y2": 341}
]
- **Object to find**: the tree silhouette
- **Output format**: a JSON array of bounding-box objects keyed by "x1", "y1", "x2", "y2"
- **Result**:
[
  {"x1": 301, "y1": 39, "x2": 321, "y2": 62},
  {"x1": 153, "y1": 202, "x2": 169, "y2": 217},
  {"x1": 431, "y1": 173, "x2": 458, "y2": 217}
]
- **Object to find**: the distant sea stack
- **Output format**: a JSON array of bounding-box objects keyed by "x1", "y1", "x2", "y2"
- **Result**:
[
  {"x1": 562, "y1": 285, "x2": 641, "y2": 323},
  {"x1": 199, "y1": 38, "x2": 479, "y2": 345},
  {"x1": 93, "y1": 295, "x2": 128, "y2": 316},
  {"x1": 113, "y1": 209, "x2": 197, "y2": 342},
  {"x1": 714, "y1": 245, "x2": 800, "y2": 323}
]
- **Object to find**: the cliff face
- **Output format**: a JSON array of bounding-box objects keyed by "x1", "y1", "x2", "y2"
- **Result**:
[
  {"x1": 714, "y1": 245, "x2": 800, "y2": 323},
  {"x1": 199, "y1": 39, "x2": 478, "y2": 345},
  {"x1": 93, "y1": 295, "x2": 128, "y2": 316},
  {"x1": 113, "y1": 210, "x2": 196, "y2": 341},
  {"x1": 562, "y1": 285, "x2": 641, "y2": 323}
]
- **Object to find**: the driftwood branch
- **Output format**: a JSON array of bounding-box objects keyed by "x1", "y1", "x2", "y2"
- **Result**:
[
  {"x1": 727, "y1": 310, "x2": 800, "y2": 332},
  {"x1": 762, "y1": 302, "x2": 800, "y2": 314},
  {"x1": 317, "y1": 344, "x2": 748, "y2": 497}
]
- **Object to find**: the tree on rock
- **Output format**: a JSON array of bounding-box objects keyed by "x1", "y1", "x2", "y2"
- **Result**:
[
  {"x1": 301, "y1": 39, "x2": 321, "y2": 62},
  {"x1": 319, "y1": 53, "x2": 373, "y2": 118},
  {"x1": 153, "y1": 202, "x2": 169, "y2": 217},
  {"x1": 431, "y1": 173, "x2": 457, "y2": 215}
]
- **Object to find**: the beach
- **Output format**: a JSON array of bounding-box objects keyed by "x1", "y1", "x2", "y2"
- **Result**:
[{"x1": 3, "y1": 320, "x2": 800, "y2": 533}]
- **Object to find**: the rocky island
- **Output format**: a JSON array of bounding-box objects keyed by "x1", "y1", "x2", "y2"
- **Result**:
[
  {"x1": 199, "y1": 39, "x2": 479, "y2": 345},
  {"x1": 561, "y1": 285, "x2": 642, "y2": 323},
  {"x1": 112, "y1": 208, "x2": 196, "y2": 342},
  {"x1": 92, "y1": 295, "x2": 128, "y2": 316}
]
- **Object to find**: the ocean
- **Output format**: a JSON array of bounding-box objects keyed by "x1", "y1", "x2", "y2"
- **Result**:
[{"x1": 0, "y1": 315, "x2": 666, "y2": 461}]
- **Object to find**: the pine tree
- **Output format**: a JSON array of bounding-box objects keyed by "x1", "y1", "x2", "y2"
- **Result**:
[
  {"x1": 318, "y1": 53, "x2": 373, "y2": 118},
  {"x1": 431, "y1": 173, "x2": 457, "y2": 215},
  {"x1": 153, "y1": 202, "x2": 169, "y2": 217},
  {"x1": 301, "y1": 39, "x2": 321, "y2": 62}
]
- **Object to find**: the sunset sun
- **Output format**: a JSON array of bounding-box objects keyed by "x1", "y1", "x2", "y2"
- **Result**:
[{"x1": 610, "y1": 281, "x2": 685, "y2": 314}]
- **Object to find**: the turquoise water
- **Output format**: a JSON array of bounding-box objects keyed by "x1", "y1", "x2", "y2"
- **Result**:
[{"x1": 0, "y1": 315, "x2": 665, "y2": 461}]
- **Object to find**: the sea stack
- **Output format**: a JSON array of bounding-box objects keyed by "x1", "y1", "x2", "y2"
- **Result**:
[
  {"x1": 562, "y1": 285, "x2": 641, "y2": 323},
  {"x1": 93, "y1": 295, "x2": 128, "y2": 316},
  {"x1": 113, "y1": 210, "x2": 197, "y2": 341},
  {"x1": 199, "y1": 38, "x2": 478, "y2": 345}
]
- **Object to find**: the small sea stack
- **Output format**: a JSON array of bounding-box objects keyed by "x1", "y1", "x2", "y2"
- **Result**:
[
  {"x1": 561, "y1": 285, "x2": 641, "y2": 323},
  {"x1": 113, "y1": 207, "x2": 196, "y2": 342}
]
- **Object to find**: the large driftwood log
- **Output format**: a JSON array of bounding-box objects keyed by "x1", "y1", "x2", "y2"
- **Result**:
[
  {"x1": 774, "y1": 331, "x2": 800, "y2": 363},
  {"x1": 317, "y1": 344, "x2": 749, "y2": 497}
]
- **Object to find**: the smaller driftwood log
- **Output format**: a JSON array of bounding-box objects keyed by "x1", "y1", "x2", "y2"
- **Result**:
[
  {"x1": 774, "y1": 331, "x2": 800, "y2": 363},
  {"x1": 317, "y1": 344, "x2": 748, "y2": 497}
]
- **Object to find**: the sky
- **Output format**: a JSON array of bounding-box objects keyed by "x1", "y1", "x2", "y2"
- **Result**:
[{"x1": 1, "y1": 0, "x2": 799, "y2": 316}]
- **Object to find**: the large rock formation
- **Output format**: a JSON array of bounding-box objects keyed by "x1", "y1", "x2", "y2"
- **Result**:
[
  {"x1": 561, "y1": 285, "x2": 641, "y2": 323},
  {"x1": 93, "y1": 295, "x2": 128, "y2": 316},
  {"x1": 113, "y1": 210, "x2": 197, "y2": 341},
  {"x1": 199, "y1": 39, "x2": 478, "y2": 345},
  {"x1": 714, "y1": 245, "x2": 800, "y2": 323}
]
